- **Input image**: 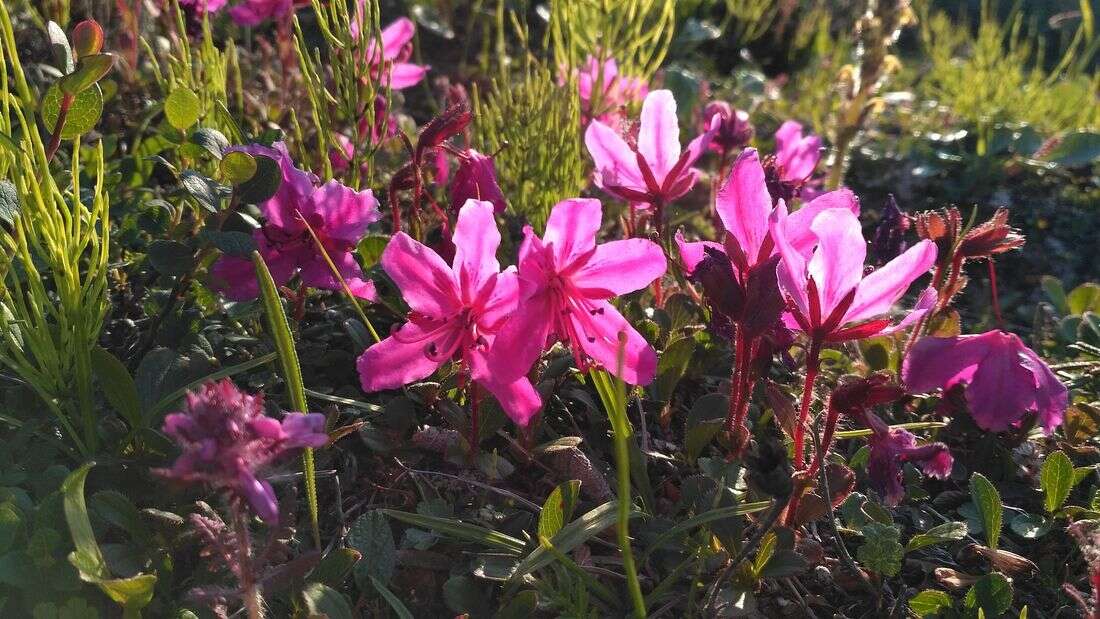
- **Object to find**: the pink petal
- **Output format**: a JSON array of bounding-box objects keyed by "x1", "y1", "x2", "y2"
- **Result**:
[
  {"x1": 487, "y1": 289, "x2": 554, "y2": 382},
  {"x1": 902, "y1": 333, "x2": 994, "y2": 393},
  {"x1": 542, "y1": 198, "x2": 603, "y2": 268},
  {"x1": 380, "y1": 232, "x2": 460, "y2": 317},
  {"x1": 477, "y1": 268, "x2": 519, "y2": 331},
  {"x1": 716, "y1": 148, "x2": 772, "y2": 261},
  {"x1": 844, "y1": 240, "x2": 936, "y2": 324},
  {"x1": 1019, "y1": 343, "x2": 1069, "y2": 434},
  {"x1": 784, "y1": 188, "x2": 860, "y2": 256},
  {"x1": 570, "y1": 299, "x2": 657, "y2": 386},
  {"x1": 357, "y1": 321, "x2": 448, "y2": 391},
  {"x1": 386, "y1": 63, "x2": 430, "y2": 90},
  {"x1": 307, "y1": 180, "x2": 380, "y2": 244},
  {"x1": 775, "y1": 120, "x2": 822, "y2": 182},
  {"x1": 297, "y1": 249, "x2": 376, "y2": 301},
  {"x1": 965, "y1": 338, "x2": 1038, "y2": 432},
  {"x1": 571, "y1": 238, "x2": 667, "y2": 297},
  {"x1": 228, "y1": 0, "x2": 293, "y2": 27},
  {"x1": 806, "y1": 209, "x2": 865, "y2": 318},
  {"x1": 468, "y1": 350, "x2": 542, "y2": 427},
  {"x1": 380, "y1": 17, "x2": 415, "y2": 59},
  {"x1": 451, "y1": 200, "x2": 502, "y2": 298},
  {"x1": 585, "y1": 121, "x2": 644, "y2": 190},
  {"x1": 209, "y1": 255, "x2": 261, "y2": 301},
  {"x1": 638, "y1": 89, "x2": 681, "y2": 180},
  {"x1": 675, "y1": 231, "x2": 723, "y2": 276},
  {"x1": 237, "y1": 469, "x2": 279, "y2": 523},
  {"x1": 876, "y1": 286, "x2": 936, "y2": 335},
  {"x1": 769, "y1": 202, "x2": 810, "y2": 320}
]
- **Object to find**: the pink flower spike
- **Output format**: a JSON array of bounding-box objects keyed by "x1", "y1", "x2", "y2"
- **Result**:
[
  {"x1": 903, "y1": 330, "x2": 1068, "y2": 434},
  {"x1": 357, "y1": 200, "x2": 541, "y2": 426},
  {"x1": 774, "y1": 120, "x2": 822, "y2": 183},
  {"x1": 490, "y1": 198, "x2": 666, "y2": 386},
  {"x1": 585, "y1": 89, "x2": 716, "y2": 210}
]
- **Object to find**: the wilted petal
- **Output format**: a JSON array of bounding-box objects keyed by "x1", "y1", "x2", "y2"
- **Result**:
[
  {"x1": 903, "y1": 334, "x2": 990, "y2": 393},
  {"x1": 380, "y1": 232, "x2": 461, "y2": 317},
  {"x1": 844, "y1": 240, "x2": 936, "y2": 324},
  {"x1": 638, "y1": 90, "x2": 681, "y2": 180},
  {"x1": 572, "y1": 238, "x2": 667, "y2": 297}
]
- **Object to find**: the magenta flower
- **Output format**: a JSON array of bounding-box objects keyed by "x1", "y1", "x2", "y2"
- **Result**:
[
  {"x1": 866, "y1": 417, "x2": 953, "y2": 507},
  {"x1": 771, "y1": 206, "x2": 937, "y2": 343},
  {"x1": 357, "y1": 200, "x2": 541, "y2": 426},
  {"x1": 585, "y1": 89, "x2": 717, "y2": 212},
  {"x1": 210, "y1": 142, "x2": 380, "y2": 302},
  {"x1": 155, "y1": 379, "x2": 328, "y2": 523},
  {"x1": 702, "y1": 101, "x2": 754, "y2": 155},
  {"x1": 490, "y1": 198, "x2": 666, "y2": 386},
  {"x1": 570, "y1": 56, "x2": 648, "y2": 123},
  {"x1": 180, "y1": 0, "x2": 228, "y2": 13},
  {"x1": 903, "y1": 330, "x2": 1068, "y2": 434},
  {"x1": 774, "y1": 120, "x2": 822, "y2": 184},
  {"x1": 676, "y1": 148, "x2": 860, "y2": 276},
  {"x1": 448, "y1": 149, "x2": 506, "y2": 214},
  {"x1": 227, "y1": 0, "x2": 293, "y2": 26},
  {"x1": 350, "y1": 14, "x2": 429, "y2": 90}
]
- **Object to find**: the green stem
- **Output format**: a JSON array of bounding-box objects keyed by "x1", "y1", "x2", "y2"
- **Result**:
[{"x1": 613, "y1": 410, "x2": 646, "y2": 618}]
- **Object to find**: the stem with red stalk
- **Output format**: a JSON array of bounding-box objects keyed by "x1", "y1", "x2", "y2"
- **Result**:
[
  {"x1": 467, "y1": 379, "x2": 481, "y2": 463},
  {"x1": 791, "y1": 338, "x2": 822, "y2": 469},
  {"x1": 44, "y1": 93, "x2": 74, "y2": 162}
]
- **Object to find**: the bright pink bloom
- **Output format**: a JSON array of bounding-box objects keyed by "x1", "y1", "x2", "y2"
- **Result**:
[
  {"x1": 357, "y1": 200, "x2": 541, "y2": 426},
  {"x1": 490, "y1": 198, "x2": 666, "y2": 385},
  {"x1": 676, "y1": 148, "x2": 860, "y2": 276},
  {"x1": 585, "y1": 89, "x2": 717, "y2": 210},
  {"x1": 774, "y1": 120, "x2": 822, "y2": 183},
  {"x1": 903, "y1": 330, "x2": 1068, "y2": 434},
  {"x1": 770, "y1": 205, "x2": 936, "y2": 342},
  {"x1": 449, "y1": 149, "x2": 506, "y2": 214},
  {"x1": 156, "y1": 379, "x2": 328, "y2": 523},
  {"x1": 866, "y1": 416, "x2": 953, "y2": 506},
  {"x1": 569, "y1": 56, "x2": 648, "y2": 123},
  {"x1": 228, "y1": 0, "x2": 293, "y2": 26},
  {"x1": 350, "y1": 14, "x2": 429, "y2": 90},
  {"x1": 210, "y1": 142, "x2": 379, "y2": 301}
]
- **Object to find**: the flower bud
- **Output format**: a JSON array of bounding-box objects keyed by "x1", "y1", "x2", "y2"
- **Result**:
[
  {"x1": 703, "y1": 100, "x2": 754, "y2": 153},
  {"x1": 71, "y1": 19, "x2": 104, "y2": 58},
  {"x1": 449, "y1": 149, "x2": 506, "y2": 214}
]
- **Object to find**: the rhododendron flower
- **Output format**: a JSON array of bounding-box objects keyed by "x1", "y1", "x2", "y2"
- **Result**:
[
  {"x1": 351, "y1": 14, "x2": 429, "y2": 90},
  {"x1": 228, "y1": 0, "x2": 293, "y2": 26},
  {"x1": 449, "y1": 149, "x2": 506, "y2": 214},
  {"x1": 702, "y1": 101, "x2": 754, "y2": 155},
  {"x1": 155, "y1": 379, "x2": 328, "y2": 523},
  {"x1": 569, "y1": 56, "x2": 648, "y2": 123},
  {"x1": 586, "y1": 90, "x2": 717, "y2": 212},
  {"x1": 774, "y1": 120, "x2": 822, "y2": 183},
  {"x1": 491, "y1": 198, "x2": 666, "y2": 385},
  {"x1": 866, "y1": 419, "x2": 953, "y2": 507},
  {"x1": 357, "y1": 200, "x2": 541, "y2": 426},
  {"x1": 771, "y1": 206, "x2": 937, "y2": 342},
  {"x1": 676, "y1": 148, "x2": 860, "y2": 276},
  {"x1": 903, "y1": 330, "x2": 1068, "y2": 434},
  {"x1": 210, "y1": 142, "x2": 379, "y2": 301}
]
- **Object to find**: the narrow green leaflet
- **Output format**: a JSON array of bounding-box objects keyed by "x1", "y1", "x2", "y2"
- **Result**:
[
  {"x1": 381, "y1": 509, "x2": 526, "y2": 554},
  {"x1": 969, "y1": 473, "x2": 1003, "y2": 550},
  {"x1": 538, "y1": 480, "x2": 580, "y2": 541},
  {"x1": 1041, "y1": 450, "x2": 1074, "y2": 512}
]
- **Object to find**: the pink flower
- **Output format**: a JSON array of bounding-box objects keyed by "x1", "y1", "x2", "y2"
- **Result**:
[
  {"x1": 448, "y1": 149, "x2": 506, "y2": 214},
  {"x1": 770, "y1": 205, "x2": 937, "y2": 342},
  {"x1": 676, "y1": 148, "x2": 860, "y2": 276},
  {"x1": 180, "y1": 0, "x2": 229, "y2": 13},
  {"x1": 210, "y1": 142, "x2": 380, "y2": 301},
  {"x1": 903, "y1": 330, "x2": 1068, "y2": 434},
  {"x1": 585, "y1": 89, "x2": 717, "y2": 210},
  {"x1": 702, "y1": 101, "x2": 754, "y2": 154},
  {"x1": 866, "y1": 419, "x2": 953, "y2": 507},
  {"x1": 774, "y1": 120, "x2": 822, "y2": 184},
  {"x1": 228, "y1": 0, "x2": 293, "y2": 26},
  {"x1": 155, "y1": 379, "x2": 328, "y2": 523},
  {"x1": 350, "y1": 14, "x2": 429, "y2": 90},
  {"x1": 356, "y1": 200, "x2": 541, "y2": 426},
  {"x1": 490, "y1": 198, "x2": 666, "y2": 385},
  {"x1": 569, "y1": 56, "x2": 648, "y2": 123}
]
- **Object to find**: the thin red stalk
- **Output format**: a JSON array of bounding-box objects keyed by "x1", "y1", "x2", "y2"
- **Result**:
[
  {"x1": 804, "y1": 403, "x2": 841, "y2": 481},
  {"x1": 231, "y1": 502, "x2": 262, "y2": 619},
  {"x1": 988, "y1": 260, "x2": 1003, "y2": 327},
  {"x1": 726, "y1": 329, "x2": 747, "y2": 434},
  {"x1": 792, "y1": 339, "x2": 822, "y2": 469},
  {"x1": 45, "y1": 93, "x2": 74, "y2": 162},
  {"x1": 468, "y1": 380, "x2": 480, "y2": 462}
]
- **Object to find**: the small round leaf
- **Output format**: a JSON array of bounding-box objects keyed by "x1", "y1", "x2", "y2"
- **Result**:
[
  {"x1": 235, "y1": 154, "x2": 282, "y2": 204},
  {"x1": 164, "y1": 88, "x2": 202, "y2": 131},
  {"x1": 41, "y1": 83, "x2": 104, "y2": 140},
  {"x1": 220, "y1": 151, "x2": 257, "y2": 184}
]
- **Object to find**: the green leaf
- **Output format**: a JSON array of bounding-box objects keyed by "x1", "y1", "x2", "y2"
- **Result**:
[
  {"x1": 190, "y1": 127, "x2": 229, "y2": 159},
  {"x1": 308, "y1": 548, "x2": 360, "y2": 588},
  {"x1": 164, "y1": 88, "x2": 202, "y2": 131},
  {"x1": 1041, "y1": 276, "x2": 1069, "y2": 314},
  {"x1": 759, "y1": 549, "x2": 808, "y2": 579},
  {"x1": 147, "y1": 240, "x2": 194, "y2": 276},
  {"x1": 94, "y1": 575, "x2": 157, "y2": 611},
  {"x1": 0, "y1": 180, "x2": 19, "y2": 225},
  {"x1": 381, "y1": 509, "x2": 526, "y2": 553},
  {"x1": 443, "y1": 575, "x2": 490, "y2": 616},
  {"x1": 346, "y1": 511, "x2": 396, "y2": 587},
  {"x1": 752, "y1": 532, "x2": 777, "y2": 579},
  {"x1": 59, "y1": 53, "x2": 113, "y2": 95},
  {"x1": 91, "y1": 347, "x2": 142, "y2": 430},
  {"x1": 370, "y1": 576, "x2": 414, "y2": 619},
  {"x1": 495, "y1": 590, "x2": 539, "y2": 619},
  {"x1": 538, "y1": 480, "x2": 580, "y2": 541},
  {"x1": 61, "y1": 463, "x2": 105, "y2": 579},
  {"x1": 236, "y1": 154, "x2": 282, "y2": 204},
  {"x1": 301, "y1": 582, "x2": 353, "y2": 619},
  {"x1": 1068, "y1": 283, "x2": 1100, "y2": 315},
  {"x1": 969, "y1": 473, "x2": 1003, "y2": 550},
  {"x1": 219, "y1": 151, "x2": 257, "y2": 184},
  {"x1": 42, "y1": 84, "x2": 104, "y2": 140},
  {"x1": 856, "y1": 522, "x2": 904, "y2": 577},
  {"x1": 909, "y1": 589, "x2": 953, "y2": 617},
  {"x1": 1009, "y1": 513, "x2": 1053, "y2": 539},
  {"x1": 47, "y1": 21, "x2": 74, "y2": 73},
  {"x1": 964, "y1": 573, "x2": 1013, "y2": 617},
  {"x1": 0, "y1": 502, "x2": 22, "y2": 554},
  {"x1": 652, "y1": 336, "x2": 695, "y2": 401},
  {"x1": 1041, "y1": 450, "x2": 1075, "y2": 512},
  {"x1": 511, "y1": 501, "x2": 637, "y2": 580},
  {"x1": 357, "y1": 234, "x2": 390, "y2": 268},
  {"x1": 1045, "y1": 131, "x2": 1100, "y2": 167},
  {"x1": 906, "y1": 521, "x2": 968, "y2": 552},
  {"x1": 179, "y1": 171, "x2": 222, "y2": 213},
  {"x1": 199, "y1": 229, "x2": 257, "y2": 257},
  {"x1": 643, "y1": 500, "x2": 772, "y2": 556}
]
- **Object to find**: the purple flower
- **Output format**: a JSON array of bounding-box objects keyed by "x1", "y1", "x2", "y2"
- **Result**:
[
  {"x1": 774, "y1": 120, "x2": 822, "y2": 184},
  {"x1": 448, "y1": 149, "x2": 506, "y2": 214},
  {"x1": 866, "y1": 420, "x2": 953, "y2": 507},
  {"x1": 903, "y1": 330, "x2": 1068, "y2": 434},
  {"x1": 210, "y1": 142, "x2": 380, "y2": 301},
  {"x1": 702, "y1": 101, "x2": 754, "y2": 155},
  {"x1": 155, "y1": 380, "x2": 328, "y2": 523},
  {"x1": 179, "y1": 0, "x2": 229, "y2": 13},
  {"x1": 228, "y1": 0, "x2": 293, "y2": 26}
]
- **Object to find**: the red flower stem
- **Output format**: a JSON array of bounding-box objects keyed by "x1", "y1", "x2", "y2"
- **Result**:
[
  {"x1": 804, "y1": 402, "x2": 841, "y2": 481},
  {"x1": 792, "y1": 339, "x2": 822, "y2": 469},
  {"x1": 468, "y1": 380, "x2": 480, "y2": 461},
  {"x1": 44, "y1": 92, "x2": 74, "y2": 162},
  {"x1": 726, "y1": 329, "x2": 747, "y2": 434},
  {"x1": 988, "y1": 260, "x2": 1003, "y2": 327}
]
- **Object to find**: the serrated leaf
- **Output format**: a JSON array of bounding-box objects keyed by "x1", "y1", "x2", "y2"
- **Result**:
[
  {"x1": 970, "y1": 473, "x2": 1002, "y2": 550},
  {"x1": 165, "y1": 88, "x2": 202, "y2": 131},
  {"x1": 856, "y1": 522, "x2": 904, "y2": 577},
  {"x1": 146, "y1": 240, "x2": 194, "y2": 276},
  {"x1": 909, "y1": 589, "x2": 953, "y2": 616},
  {"x1": 346, "y1": 511, "x2": 396, "y2": 586},
  {"x1": 538, "y1": 480, "x2": 580, "y2": 541},
  {"x1": 907, "y1": 521, "x2": 968, "y2": 552},
  {"x1": 1041, "y1": 450, "x2": 1074, "y2": 512},
  {"x1": 964, "y1": 573, "x2": 1013, "y2": 617},
  {"x1": 90, "y1": 347, "x2": 142, "y2": 430},
  {"x1": 42, "y1": 84, "x2": 103, "y2": 139}
]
